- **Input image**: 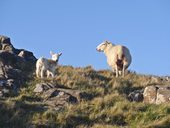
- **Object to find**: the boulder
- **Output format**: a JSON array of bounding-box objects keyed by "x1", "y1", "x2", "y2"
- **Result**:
[
  {"x1": 143, "y1": 86, "x2": 158, "y2": 104},
  {"x1": 128, "y1": 89, "x2": 144, "y2": 102},
  {"x1": 143, "y1": 85, "x2": 170, "y2": 104},
  {"x1": 34, "y1": 82, "x2": 82, "y2": 110},
  {"x1": 156, "y1": 86, "x2": 170, "y2": 104}
]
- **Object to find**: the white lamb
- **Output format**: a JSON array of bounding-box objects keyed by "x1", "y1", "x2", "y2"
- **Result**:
[
  {"x1": 36, "y1": 51, "x2": 62, "y2": 78},
  {"x1": 96, "y1": 41, "x2": 132, "y2": 77}
]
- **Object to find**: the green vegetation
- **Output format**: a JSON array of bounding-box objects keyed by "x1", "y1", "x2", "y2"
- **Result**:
[{"x1": 0, "y1": 65, "x2": 170, "y2": 128}]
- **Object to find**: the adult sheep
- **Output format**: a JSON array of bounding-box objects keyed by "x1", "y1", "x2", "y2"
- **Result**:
[
  {"x1": 36, "y1": 51, "x2": 62, "y2": 78},
  {"x1": 96, "y1": 41, "x2": 132, "y2": 77}
]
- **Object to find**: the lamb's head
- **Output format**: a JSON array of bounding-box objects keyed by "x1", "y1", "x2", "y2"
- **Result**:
[
  {"x1": 50, "y1": 51, "x2": 62, "y2": 62},
  {"x1": 96, "y1": 40, "x2": 113, "y2": 52}
]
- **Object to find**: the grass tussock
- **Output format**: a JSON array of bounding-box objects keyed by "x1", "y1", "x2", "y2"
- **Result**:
[{"x1": 0, "y1": 65, "x2": 170, "y2": 128}]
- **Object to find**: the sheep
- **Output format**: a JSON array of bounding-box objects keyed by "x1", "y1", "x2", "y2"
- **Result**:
[
  {"x1": 96, "y1": 40, "x2": 132, "y2": 77},
  {"x1": 36, "y1": 51, "x2": 62, "y2": 78}
]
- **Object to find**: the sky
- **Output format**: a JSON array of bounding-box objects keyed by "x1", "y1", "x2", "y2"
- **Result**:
[{"x1": 1, "y1": 0, "x2": 170, "y2": 76}]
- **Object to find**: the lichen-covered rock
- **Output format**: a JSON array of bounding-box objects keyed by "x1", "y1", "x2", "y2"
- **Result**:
[
  {"x1": 143, "y1": 86, "x2": 157, "y2": 104},
  {"x1": 156, "y1": 86, "x2": 170, "y2": 104},
  {"x1": 143, "y1": 85, "x2": 170, "y2": 104}
]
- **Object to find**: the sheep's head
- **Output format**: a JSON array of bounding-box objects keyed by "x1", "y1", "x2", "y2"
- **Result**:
[
  {"x1": 50, "y1": 51, "x2": 62, "y2": 62},
  {"x1": 96, "y1": 40, "x2": 113, "y2": 52}
]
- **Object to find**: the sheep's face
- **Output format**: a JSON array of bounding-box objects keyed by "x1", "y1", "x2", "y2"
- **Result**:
[
  {"x1": 50, "y1": 51, "x2": 62, "y2": 62},
  {"x1": 96, "y1": 41, "x2": 112, "y2": 52}
]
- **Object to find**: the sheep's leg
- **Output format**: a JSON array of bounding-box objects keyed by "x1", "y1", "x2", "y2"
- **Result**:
[
  {"x1": 115, "y1": 65, "x2": 119, "y2": 77},
  {"x1": 122, "y1": 65, "x2": 125, "y2": 77},
  {"x1": 122, "y1": 60, "x2": 128, "y2": 77}
]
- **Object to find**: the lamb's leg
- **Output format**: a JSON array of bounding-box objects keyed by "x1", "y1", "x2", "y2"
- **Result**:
[
  {"x1": 47, "y1": 70, "x2": 52, "y2": 78},
  {"x1": 36, "y1": 66, "x2": 40, "y2": 78},
  {"x1": 41, "y1": 66, "x2": 45, "y2": 78}
]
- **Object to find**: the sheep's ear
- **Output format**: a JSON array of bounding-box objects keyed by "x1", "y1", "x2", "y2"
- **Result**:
[
  {"x1": 50, "y1": 51, "x2": 54, "y2": 56},
  {"x1": 58, "y1": 52, "x2": 62, "y2": 56}
]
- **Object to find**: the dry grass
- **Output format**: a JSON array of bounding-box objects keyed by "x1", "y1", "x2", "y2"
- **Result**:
[{"x1": 0, "y1": 65, "x2": 170, "y2": 128}]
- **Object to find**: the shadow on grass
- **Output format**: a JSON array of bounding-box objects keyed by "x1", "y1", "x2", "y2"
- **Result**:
[{"x1": 0, "y1": 100, "x2": 46, "y2": 128}]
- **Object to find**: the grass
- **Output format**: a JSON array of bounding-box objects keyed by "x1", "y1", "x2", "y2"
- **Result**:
[{"x1": 0, "y1": 65, "x2": 170, "y2": 128}]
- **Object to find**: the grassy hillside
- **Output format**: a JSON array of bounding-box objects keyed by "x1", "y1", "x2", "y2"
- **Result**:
[{"x1": 0, "y1": 65, "x2": 170, "y2": 128}]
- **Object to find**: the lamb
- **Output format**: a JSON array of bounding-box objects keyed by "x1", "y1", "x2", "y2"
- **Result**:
[
  {"x1": 96, "y1": 40, "x2": 132, "y2": 77},
  {"x1": 36, "y1": 51, "x2": 62, "y2": 78}
]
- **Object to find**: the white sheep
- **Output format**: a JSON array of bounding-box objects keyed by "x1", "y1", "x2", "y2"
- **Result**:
[
  {"x1": 36, "y1": 51, "x2": 62, "y2": 78},
  {"x1": 96, "y1": 41, "x2": 132, "y2": 77}
]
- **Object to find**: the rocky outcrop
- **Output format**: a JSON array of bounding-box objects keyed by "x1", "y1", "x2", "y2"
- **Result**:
[
  {"x1": 143, "y1": 85, "x2": 170, "y2": 104},
  {"x1": 0, "y1": 35, "x2": 36, "y2": 97},
  {"x1": 0, "y1": 35, "x2": 14, "y2": 52},
  {"x1": 34, "y1": 83, "x2": 82, "y2": 110}
]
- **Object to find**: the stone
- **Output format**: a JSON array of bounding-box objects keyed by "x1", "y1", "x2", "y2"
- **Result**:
[
  {"x1": 150, "y1": 76, "x2": 161, "y2": 83},
  {"x1": 34, "y1": 82, "x2": 82, "y2": 110},
  {"x1": 18, "y1": 50, "x2": 36, "y2": 62},
  {"x1": 0, "y1": 35, "x2": 14, "y2": 52},
  {"x1": 156, "y1": 86, "x2": 170, "y2": 104},
  {"x1": 0, "y1": 35, "x2": 11, "y2": 45},
  {"x1": 128, "y1": 89, "x2": 143, "y2": 102},
  {"x1": 0, "y1": 35, "x2": 37, "y2": 97},
  {"x1": 34, "y1": 83, "x2": 55, "y2": 93},
  {"x1": 143, "y1": 85, "x2": 170, "y2": 104},
  {"x1": 44, "y1": 89, "x2": 78, "y2": 110},
  {"x1": 143, "y1": 86, "x2": 157, "y2": 104},
  {"x1": 0, "y1": 61, "x2": 6, "y2": 79}
]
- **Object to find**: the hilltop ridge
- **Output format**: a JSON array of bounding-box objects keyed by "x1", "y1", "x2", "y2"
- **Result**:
[{"x1": 0, "y1": 35, "x2": 170, "y2": 128}]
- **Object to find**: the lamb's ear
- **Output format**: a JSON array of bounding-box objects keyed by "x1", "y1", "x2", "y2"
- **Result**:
[
  {"x1": 106, "y1": 40, "x2": 111, "y2": 44},
  {"x1": 105, "y1": 40, "x2": 108, "y2": 44},
  {"x1": 50, "y1": 51, "x2": 54, "y2": 56},
  {"x1": 58, "y1": 52, "x2": 62, "y2": 56}
]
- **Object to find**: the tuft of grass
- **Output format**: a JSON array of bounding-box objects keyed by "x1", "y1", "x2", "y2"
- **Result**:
[{"x1": 0, "y1": 65, "x2": 170, "y2": 127}]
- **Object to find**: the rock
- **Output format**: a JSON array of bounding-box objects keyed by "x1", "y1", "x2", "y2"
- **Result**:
[
  {"x1": 164, "y1": 76, "x2": 170, "y2": 82},
  {"x1": 0, "y1": 79, "x2": 17, "y2": 97},
  {"x1": 143, "y1": 85, "x2": 170, "y2": 104},
  {"x1": 128, "y1": 89, "x2": 143, "y2": 102},
  {"x1": 150, "y1": 76, "x2": 161, "y2": 83},
  {"x1": 18, "y1": 50, "x2": 37, "y2": 62},
  {"x1": 156, "y1": 86, "x2": 170, "y2": 104},
  {"x1": 0, "y1": 35, "x2": 37, "y2": 97},
  {"x1": 44, "y1": 89, "x2": 78, "y2": 111},
  {"x1": 0, "y1": 61, "x2": 6, "y2": 79},
  {"x1": 143, "y1": 86, "x2": 158, "y2": 104},
  {"x1": 34, "y1": 83, "x2": 55, "y2": 93},
  {"x1": 0, "y1": 35, "x2": 14, "y2": 52},
  {"x1": 34, "y1": 82, "x2": 82, "y2": 110}
]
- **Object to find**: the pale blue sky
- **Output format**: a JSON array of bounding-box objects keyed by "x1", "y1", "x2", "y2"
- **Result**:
[{"x1": 1, "y1": 0, "x2": 170, "y2": 76}]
